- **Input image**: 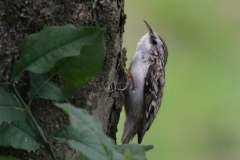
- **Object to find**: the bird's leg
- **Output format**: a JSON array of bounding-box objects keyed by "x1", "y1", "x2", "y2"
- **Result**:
[
  {"x1": 119, "y1": 59, "x2": 135, "y2": 90},
  {"x1": 126, "y1": 60, "x2": 135, "y2": 89}
]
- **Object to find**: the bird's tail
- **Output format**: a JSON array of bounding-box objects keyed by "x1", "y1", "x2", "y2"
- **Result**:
[{"x1": 121, "y1": 117, "x2": 138, "y2": 144}]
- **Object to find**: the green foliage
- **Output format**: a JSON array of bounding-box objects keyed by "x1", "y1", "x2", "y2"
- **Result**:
[
  {"x1": 0, "y1": 116, "x2": 41, "y2": 150},
  {"x1": 54, "y1": 103, "x2": 117, "y2": 160},
  {"x1": 54, "y1": 103, "x2": 153, "y2": 160},
  {"x1": 0, "y1": 24, "x2": 153, "y2": 160},
  {"x1": 0, "y1": 87, "x2": 41, "y2": 150},
  {"x1": 114, "y1": 144, "x2": 153, "y2": 160},
  {"x1": 27, "y1": 72, "x2": 77, "y2": 102},
  {"x1": 13, "y1": 25, "x2": 104, "y2": 81},
  {"x1": 0, "y1": 87, "x2": 26, "y2": 124},
  {"x1": 77, "y1": 154, "x2": 90, "y2": 160},
  {"x1": 0, "y1": 156, "x2": 20, "y2": 160},
  {"x1": 14, "y1": 25, "x2": 105, "y2": 102}
]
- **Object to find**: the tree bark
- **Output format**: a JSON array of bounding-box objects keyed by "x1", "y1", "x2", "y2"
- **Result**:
[{"x1": 0, "y1": 0, "x2": 126, "y2": 159}]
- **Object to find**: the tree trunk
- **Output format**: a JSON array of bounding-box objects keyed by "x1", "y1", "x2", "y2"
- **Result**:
[{"x1": 0, "y1": 0, "x2": 126, "y2": 159}]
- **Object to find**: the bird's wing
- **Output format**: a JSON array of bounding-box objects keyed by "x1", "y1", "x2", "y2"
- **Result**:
[{"x1": 138, "y1": 63, "x2": 165, "y2": 144}]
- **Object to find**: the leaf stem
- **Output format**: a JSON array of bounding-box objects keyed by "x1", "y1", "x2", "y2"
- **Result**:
[
  {"x1": 0, "y1": 80, "x2": 12, "y2": 85},
  {"x1": 13, "y1": 82, "x2": 58, "y2": 160}
]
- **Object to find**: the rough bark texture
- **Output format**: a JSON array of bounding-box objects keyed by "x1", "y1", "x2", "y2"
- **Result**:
[{"x1": 0, "y1": 0, "x2": 126, "y2": 159}]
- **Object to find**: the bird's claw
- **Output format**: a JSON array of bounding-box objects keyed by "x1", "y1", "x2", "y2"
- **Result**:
[{"x1": 118, "y1": 59, "x2": 135, "y2": 90}]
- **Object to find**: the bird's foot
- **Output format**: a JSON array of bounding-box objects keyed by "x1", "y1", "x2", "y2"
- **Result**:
[{"x1": 119, "y1": 59, "x2": 135, "y2": 90}]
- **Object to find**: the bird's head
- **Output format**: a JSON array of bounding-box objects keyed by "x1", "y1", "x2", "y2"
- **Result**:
[{"x1": 136, "y1": 20, "x2": 168, "y2": 66}]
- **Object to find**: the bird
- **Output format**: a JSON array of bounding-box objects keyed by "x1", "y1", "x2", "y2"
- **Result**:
[{"x1": 121, "y1": 20, "x2": 168, "y2": 144}]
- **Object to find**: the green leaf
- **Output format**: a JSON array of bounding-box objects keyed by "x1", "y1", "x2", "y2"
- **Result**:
[
  {"x1": 0, "y1": 116, "x2": 41, "y2": 150},
  {"x1": 0, "y1": 156, "x2": 20, "y2": 160},
  {"x1": 13, "y1": 25, "x2": 104, "y2": 80},
  {"x1": 0, "y1": 87, "x2": 26, "y2": 125},
  {"x1": 27, "y1": 30, "x2": 105, "y2": 101},
  {"x1": 77, "y1": 154, "x2": 90, "y2": 160},
  {"x1": 25, "y1": 25, "x2": 105, "y2": 101},
  {"x1": 54, "y1": 103, "x2": 120, "y2": 160},
  {"x1": 54, "y1": 29, "x2": 105, "y2": 86},
  {"x1": 27, "y1": 72, "x2": 77, "y2": 102},
  {"x1": 53, "y1": 103, "x2": 152, "y2": 160},
  {"x1": 114, "y1": 144, "x2": 154, "y2": 160},
  {"x1": 123, "y1": 151, "x2": 132, "y2": 160},
  {"x1": 0, "y1": 87, "x2": 20, "y2": 107}
]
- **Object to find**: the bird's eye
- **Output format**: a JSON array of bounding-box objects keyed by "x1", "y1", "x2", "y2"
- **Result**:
[{"x1": 152, "y1": 40, "x2": 157, "y2": 45}]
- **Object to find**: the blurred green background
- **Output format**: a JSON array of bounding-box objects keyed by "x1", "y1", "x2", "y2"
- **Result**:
[{"x1": 116, "y1": 0, "x2": 240, "y2": 160}]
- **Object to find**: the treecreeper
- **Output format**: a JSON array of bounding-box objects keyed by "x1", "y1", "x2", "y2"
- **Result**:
[{"x1": 121, "y1": 20, "x2": 168, "y2": 144}]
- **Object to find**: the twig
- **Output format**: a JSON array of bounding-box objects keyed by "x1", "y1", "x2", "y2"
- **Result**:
[{"x1": 13, "y1": 82, "x2": 58, "y2": 160}]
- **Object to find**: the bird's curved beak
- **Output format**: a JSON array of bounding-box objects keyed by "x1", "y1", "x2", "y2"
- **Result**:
[{"x1": 143, "y1": 20, "x2": 154, "y2": 35}]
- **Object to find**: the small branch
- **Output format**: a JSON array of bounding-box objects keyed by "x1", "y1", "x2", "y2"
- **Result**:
[
  {"x1": 13, "y1": 82, "x2": 58, "y2": 160},
  {"x1": 46, "y1": 143, "x2": 58, "y2": 160},
  {"x1": 0, "y1": 79, "x2": 12, "y2": 85}
]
